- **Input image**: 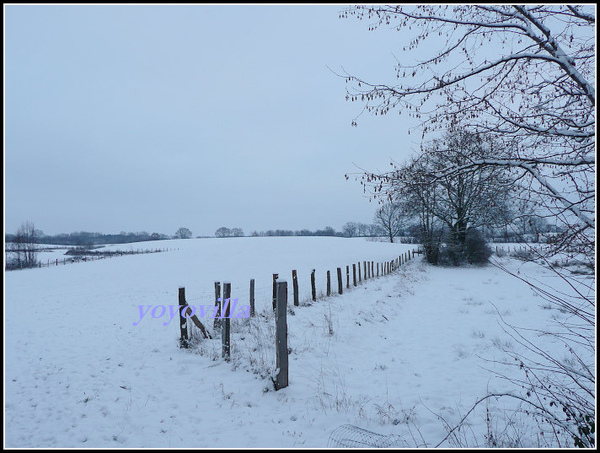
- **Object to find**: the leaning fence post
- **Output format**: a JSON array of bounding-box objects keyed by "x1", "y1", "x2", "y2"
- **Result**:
[
  {"x1": 179, "y1": 287, "x2": 189, "y2": 349},
  {"x1": 292, "y1": 270, "x2": 299, "y2": 306},
  {"x1": 311, "y1": 269, "x2": 316, "y2": 301},
  {"x1": 274, "y1": 280, "x2": 289, "y2": 390},
  {"x1": 337, "y1": 267, "x2": 343, "y2": 295},
  {"x1": 249, "y1": 279, "x2": 255, "y2": 317},
  {"x1": 221, "y1": 282, "x2": 231, "y2": 361}
]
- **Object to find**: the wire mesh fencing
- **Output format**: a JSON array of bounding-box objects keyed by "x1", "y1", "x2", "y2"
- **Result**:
[{"x1": 328, "y1": 424, "x2": 405, "y2": 448}]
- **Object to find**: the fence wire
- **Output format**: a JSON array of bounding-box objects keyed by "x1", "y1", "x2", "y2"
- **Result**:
[{"x1": 328, "y1": 424, "x2": 403, "y2": 448}]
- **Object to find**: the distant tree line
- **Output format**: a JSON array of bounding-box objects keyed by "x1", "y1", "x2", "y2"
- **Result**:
[
  {"x1": 215, "y1": 227, "x2": 244, "y2": 238},
  {"x1": 242, "y1": 223, "x2": 401, "y2": 239},
  {"x1": 5, "y1": 230, "x2": 171, "y2": 247}
]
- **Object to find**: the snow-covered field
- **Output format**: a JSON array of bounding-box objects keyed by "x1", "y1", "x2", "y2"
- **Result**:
[{"x1": 4, "y1": 237, "x2": 594, "y2": 447}]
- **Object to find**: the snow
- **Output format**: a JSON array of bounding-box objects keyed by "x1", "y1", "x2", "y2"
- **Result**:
[{"x1": 4, "y1": 236, "x2": 593, "y2": 447}]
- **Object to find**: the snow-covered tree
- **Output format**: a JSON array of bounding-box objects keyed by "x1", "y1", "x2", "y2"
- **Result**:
[
  {"x1": 341, "y1": 4, "x2": 595, "y2": 265},
  {"x1": 341, "y1": 5, "x2": 595, "y2": 446}
]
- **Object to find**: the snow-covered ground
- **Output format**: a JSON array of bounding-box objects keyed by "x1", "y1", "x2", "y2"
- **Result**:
[{"x1": 4, "y1": 237, "x2": 594, "y2": 447}]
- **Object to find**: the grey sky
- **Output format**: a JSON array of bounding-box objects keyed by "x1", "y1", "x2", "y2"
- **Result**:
[{"x1": 5, "y1": 4, "x2": 422, "y2": 237}]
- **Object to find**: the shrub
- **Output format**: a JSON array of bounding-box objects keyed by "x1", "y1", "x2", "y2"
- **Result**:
[
  {"x1": 439, "y1": 228, "x2": 491, "y2": 266},
  {"x1": 439, "y1": 240, "x2": 466, "y2": 266},
  {"x1": 464, "y1": 229, "x2": 492, "y2": 264}
]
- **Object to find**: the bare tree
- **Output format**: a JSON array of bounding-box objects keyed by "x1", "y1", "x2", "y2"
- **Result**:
[
  {"x1": 215, "y1": 227, "x2": 231, "y2": 238},
  {"x1": 230, "y1": 227, "x2": 244, "y2": 237},
  {"x1": 340, "y1": 4, "x2": 595, "y2": 264},
  {"x1": 174, "y1": 227, "x2": 192, "y2": 239},
  {"x1": 373, "y1": 202, "x2": 404, "y2": 243},
  {"x1": 397, "y1": 161, "x2": 445, "y2": 264},
  {"x1": 413, "y1": 130, "x2": 513, "y2": 246},
  {"x1": 356, "y1": 222, "x2": 371, "y2": 237},
  {"x1": 361, "y1": 130, "x2": 512, "y2": 262},
  {"x1": 341, "y1": 221, "x2": 359, "y2": 238},
  {"x1": 11, "y1": 221, "x2": 39, "y2": 269}
]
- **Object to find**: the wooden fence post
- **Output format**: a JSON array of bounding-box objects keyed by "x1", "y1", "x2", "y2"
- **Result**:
[
  {"x1": 358, "y1": 262, "x2": 362, "y2": 283},
  {"x1": 274, "y1": 280, "x2": 289, "y2": 390},
  {"x1": 272, "y1": 273, "x2": 279, "y2": 311},
  {"x1": 311, "y1": 269, "x2": 316, "y2": 301},
  {"x1": 292, "y1": 270, "x2": 299, "y2": 306},
  {"x1": 364, "y1": 261, "x2": 368, "y2": 280},
  {"x1": 214, "y1": 281, "x2": 222, "y2": 329},
  {"x1": 222, "y1": 282, "x2": 231, "y2": 361},
  {"x1": 337, "y1": 267, "x2": 343, "y2": 295},
  {"x1": 346, "y1": 265, "x2": 350, "y2": 289},
  {"x1": 371, "y1": 261, "x2": 374, "y2": 278},
  {"x1": 179, "y1": 287, "x2": 189, "y2": 349},
  {"x1": 377, "y1": 262, "x2": 379, "y2": 277},
  {"x1": 326, "y1": 270, "x2": 331, "y2": 297},
  {"x1": 250, "y1": 279, "x2": 255, "y2": 317},
  {"x1": 353, "y1": 263, "x2": 357, "y2": 287}
]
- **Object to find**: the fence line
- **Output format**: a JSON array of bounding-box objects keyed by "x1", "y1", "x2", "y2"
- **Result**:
[
  {"x1": 5, "y1": 247, "x2": 170, "y2": 271},
  {"x1": 179, "y1": 248, "x2": 418, "y2": 390}
]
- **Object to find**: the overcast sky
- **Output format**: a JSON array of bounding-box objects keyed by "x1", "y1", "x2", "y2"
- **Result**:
[{"x1": 5, "y1": 4, "x2": 424, "y2": 237}]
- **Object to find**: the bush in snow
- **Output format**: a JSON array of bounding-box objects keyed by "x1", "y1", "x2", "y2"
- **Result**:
[{"x1": 439, "y1": 229, "x2": 491, "y2": 266}]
